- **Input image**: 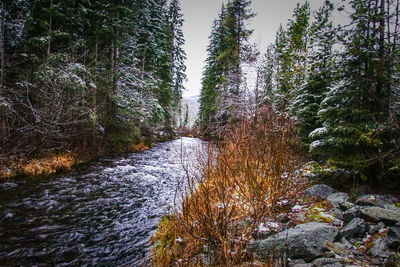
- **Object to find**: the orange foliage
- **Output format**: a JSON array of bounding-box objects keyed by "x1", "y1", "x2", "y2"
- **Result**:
[
  {"x1": 20, "y1": 153, "x2": 76, "y2": 177},
  {"x1": 152, "y1": 106, "x2": 307, "y2": 266},
  {"x1": 129, "y1": 142, "x2": 150, "y2": 153}
]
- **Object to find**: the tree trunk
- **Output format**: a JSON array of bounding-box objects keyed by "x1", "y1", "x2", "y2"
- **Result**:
[
  {"x1": 376, "y1": 0, "x2": 386, "y2": 110},
  {"x1": 47, "y1": 0, "x2": 53, "y2": 56},
  {"x1": 0, "y1": 5, "x2": 4, "y2": 91}
]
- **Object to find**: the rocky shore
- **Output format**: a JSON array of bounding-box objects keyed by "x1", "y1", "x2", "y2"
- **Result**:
[{"x1": 247, "y1": 184, "x2": 400, "y2": 266}]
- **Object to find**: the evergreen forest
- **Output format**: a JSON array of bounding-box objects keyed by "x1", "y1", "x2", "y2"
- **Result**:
[
  {"x1": 1, "y1": 0, "x2": 400, "y2": 266},
  {"x1": 0, "y1": 0, "x2": 186, "y2": 177},
  {"x1": 199, "y1": 0, "x2": 400, "y2": 186}
]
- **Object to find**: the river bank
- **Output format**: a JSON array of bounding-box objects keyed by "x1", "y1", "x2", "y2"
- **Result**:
[
  {"x1": 0, "y1": 139, "x2": 165, "y2": 180},
  {"x1": 151, "y1": 114, "x2": 400, "y2": 266},
  {"x1": 248, "y1": 184, "x2": 400, "y2": 266},
  {"x1": 0, "y1": 137, "x2": 202, "y2": 265}
]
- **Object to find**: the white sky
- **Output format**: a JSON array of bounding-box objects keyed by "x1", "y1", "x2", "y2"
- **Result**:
[{"x1": 181, "y1": 0, "x2": 346, "y2": 97}]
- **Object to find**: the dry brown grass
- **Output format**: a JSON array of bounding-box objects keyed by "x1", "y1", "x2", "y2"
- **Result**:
[
  {"x1": 129, "y1": 142, "x2": 150, "y2": 153},
  {"x1": 20, "y1": 153, "x2": 76, "y2": 176},
  {"x1": 0, "y1": 153, "x2": 77, "y2": 179},
  {"x1": 0, "y1": 141, "x2": 150, "y2": 180},
  {"x1": 152, "y1": 106, "x2": 308, "y2": 266}
]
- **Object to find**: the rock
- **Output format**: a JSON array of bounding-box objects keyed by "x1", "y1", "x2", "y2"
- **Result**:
[
  {"x1": 343, "y1": 206, "x2": 362, "y2": 224},
  {"x1": 288, "y1": 259, "x2": 307, "y2": 267},
  {"x1": 371, "y1": 257, "x2": 384, "y2": 265},
  {"x1": 276, "y1": 213, "x2": 290, "y2": 223},
  {"x1": 325, "y1": 264, "x2": 342, "y2": 267},
  {"x1": 235, "y1": 218, "x2": 253, "y2": 230},
  {"x1": 254, "y1": 222, "x2": 281, "y2": 239},
  {"x1": 247, "y1": 222, "x2": 338, "y2": 262},
  {"x1": 340, "y1": 218, "x2": 366, "y2": 238},
  {"x1": 360, "y1": 206, "x2": 400, "y2": 225},
  {"x1": 339, "y1": 201, "x2": 356, "y2": 211},
  {"x1": 304, "y1": 184, "x2": 336, "y2": 200},
  {"x1": 327, "y1": 193, "x2": 349, "y2": 208},
  {"x1": 330, "y1": 208, "x2": 343, "y2": 221},
  {"x1": 333, "y1": 242, "x2": 347, "y2": 249},
  {"x1": 386, "y1": 222, "x2": 400, "y2": 250},
  {"x1": 312, "y1": 258, "x2": 345, "y2": 267},
  {"x1": 356, "y1": 194, "x2": 397, "y2": 209},
  {"x1": 324, "y1": 241, "x2": 350, "y2": 257},
  {"x1": 352, "y1": 249, "x2": 364, "y2": 257},
  {"x1": 368, "y1": 222, "x2": 385, "y2": 235},
  {"x1": 289, "y1": 211, "x2": 308, "y2": 225},
  {"x1": 371, "y1": 237, "x2": 389, "y2": 258},
  {"x1": 340, "y1": 237, "x2": 353, "y2": 248},
  {"x1": 350, "y1": 238, "x2": 363, "y2": 246}
]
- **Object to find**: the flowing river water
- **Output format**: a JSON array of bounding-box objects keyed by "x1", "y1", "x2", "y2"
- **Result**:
[{"x1": 0, "y1": 137, "x2": 202, "y2": 266}]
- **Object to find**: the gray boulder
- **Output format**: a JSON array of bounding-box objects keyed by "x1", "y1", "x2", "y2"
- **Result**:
[
  {"x1": 387, "y1": 222, "x2": 400, "y2": 250},
  {"x1": 343, "y1": 206, "x2": 362, "y2": 224},
  {"x1": 355, "y1": 194, "x2": 398, "y2": 210},
  {"x1": 247, "y1": 222, "x2": 338, "y2": 262},
  {"x1": 312, "y1": 258, "x2": 345, "y2": 267},
  {"x1": 324, "y1": 241, "x2": 351, "y2": 257},
  {"x1": 323, "y1": 264, "x2": 343, "y2": 267},
  {"x1": 288, "y1": 259, "x2": 307, "y2": 267},
  {"x1": 370, "y1": 237, "x2": 389, "y2": 258},
  {"x1": 330, "y1": 208, "x2": 343, "y2": 221},
  {"x1": 360, "y1": 206, "x2": 400, "y2": 225},
  {"x1": 304, "y1": 184, "x2": 336, "y2": 200},
  {"x1": 368, "y1": 222, "x2": 385, "y2": 235},
  {"x1": 327, "y1": 192, "x2": 349, "y2": 208},
  {"x1": 340, "y1": 237, "x2": 353, "y2": 248},
  {"x1": 276, "y1": 213, "x2": 290, "y2": 223},
  {"x1": 340, "y1": 218, "x2": 366, "y2": 238},
  {"x1": 339, "y1": 201, "x2": 356, "y2": 211}
]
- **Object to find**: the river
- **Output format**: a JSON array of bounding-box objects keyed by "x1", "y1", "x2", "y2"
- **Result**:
[{"x1": 0, "y1": 137, "x2": 202, "y2": 266}]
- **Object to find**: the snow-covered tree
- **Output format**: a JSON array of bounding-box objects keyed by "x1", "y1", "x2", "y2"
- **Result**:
[
  {"x1": 309, "y1": 0, "x2": 400, "y2": 183},
  {"x1": 294, "y1": 0, "x2": 336, "y2": 143}
]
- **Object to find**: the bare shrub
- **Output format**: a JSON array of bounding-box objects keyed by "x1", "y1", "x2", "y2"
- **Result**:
[{"x1": 152, "y1": 106, "x2": 307, "y2": 265}]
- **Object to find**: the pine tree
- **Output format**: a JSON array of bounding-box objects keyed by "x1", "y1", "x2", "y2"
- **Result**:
[
  {"x1": 0, "y1": 0, "x2": 188, "y2": 156},
  {"x1": 183, "y1": 103, "x2": 189, "y2": 127},
  {"x1": 259, "y1": 45, "x2": 275, "y2": 105},
  {"x1": 272, "y1": 24, "x2": 290, "y2": 110},
  {"x1": 199, "y1": 0, "x2": 254, "y2": 137},
  {"x1": 294, "y1": 0, "x2": 336, "y2": 143},
  {"x1": 272, "y1": 2, "x2": 310, "y2": 112},
  {"x1": 167, "y1": 0, "x2": 187, "y2": 127},
  {"x1": 309, "y1": 0, "x2": 400, "y2": 183},
  {"x1": 215, "y1": 0, "x2": 255, "y2": 132},
  {"x1": 199, "y1": 4, "x2": 228, "y2": 137}
]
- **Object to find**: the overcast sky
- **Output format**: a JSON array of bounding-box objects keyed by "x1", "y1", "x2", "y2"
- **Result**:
[{"x1": 181, "y1": 0, "x2": 345, "y2": 97}]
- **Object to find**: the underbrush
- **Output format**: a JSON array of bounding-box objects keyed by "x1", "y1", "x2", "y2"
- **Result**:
[
  {"x1": 0, "y1": 136, "x2": 152, "y2": 180},
  {"x1": 176, "y1": 126, "x2": 199, "y2": 138},
  {"x1": 129, "y1": 142, "x2": 150, "y2": 153},
  {"x1": 0, "y1": 152, "x2": 77, "y2": 179},
  {"x1": 152, "y1": 107, "x2": 307, "y2": 266},
  {"x1": 20, "y1": 153, "x2": 76, "y2": 176}
]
